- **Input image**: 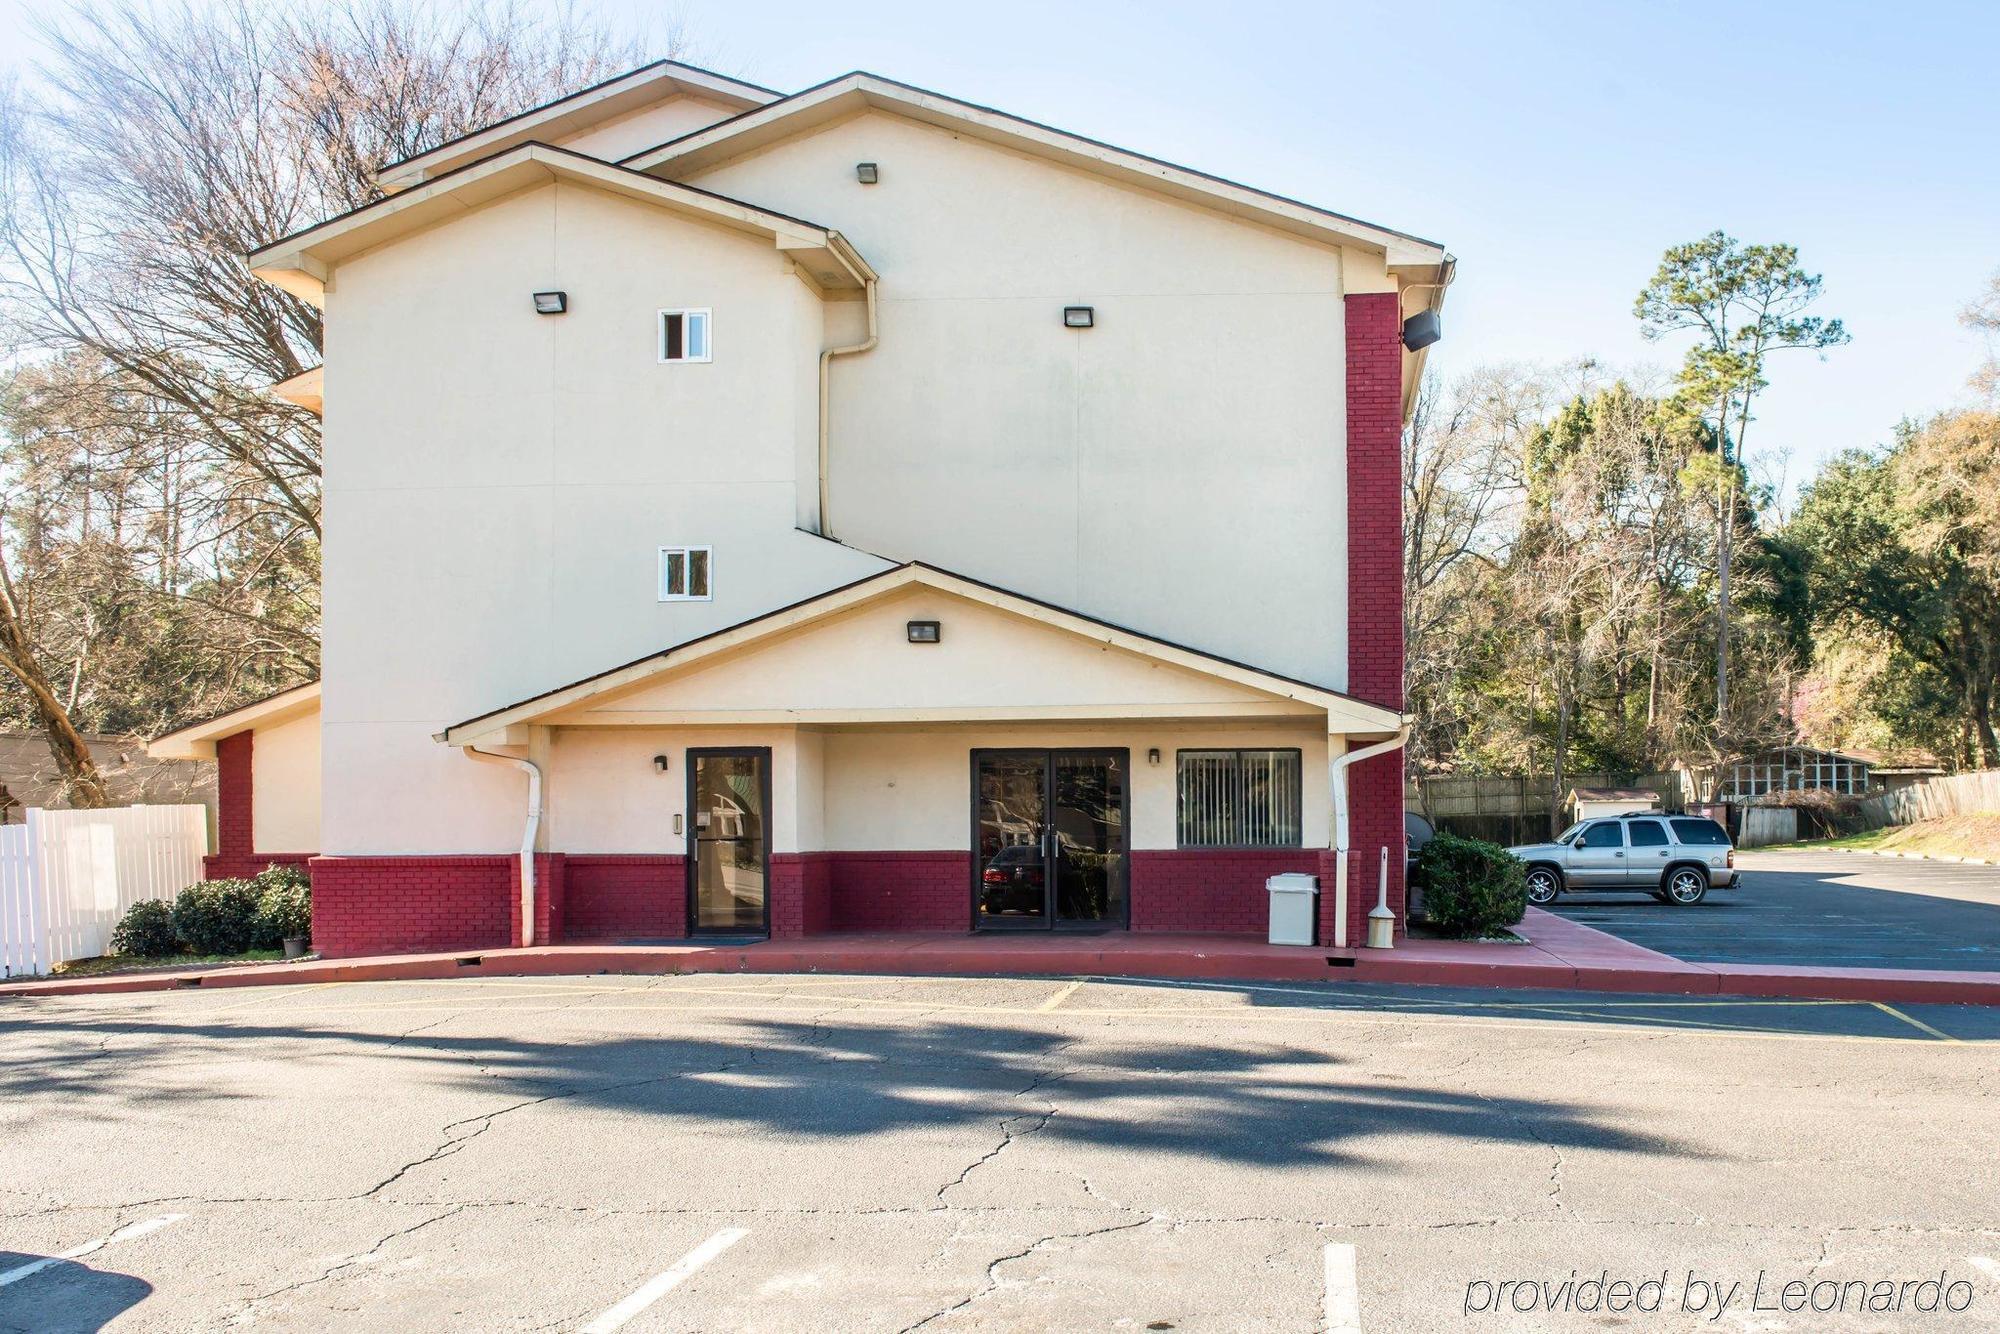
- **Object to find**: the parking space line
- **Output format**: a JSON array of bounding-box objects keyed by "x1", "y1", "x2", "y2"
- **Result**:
[
  {"x1": 581, "y1": 1227, "x2": 748, "y2": 1333},
  {"x1": 1323, "y1": 1242, "x2": 1361, "y2": 1333},
  {"x1": 1036, "y1": 979, "x2": 1086, "y2": 1011},
  {"x1": 0, "y1": 1215, "x2": 183, "y2": 1288},
  {"x1": 1872, "y1": 1002, "x2": 1961, "y2": 1042}
]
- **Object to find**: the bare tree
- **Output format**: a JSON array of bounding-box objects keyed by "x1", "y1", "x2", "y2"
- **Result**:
[{"x1": 0, "y1": 1, "x2": 672, "y2": 792}]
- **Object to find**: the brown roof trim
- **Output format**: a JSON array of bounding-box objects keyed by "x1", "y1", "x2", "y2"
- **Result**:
[
  {"x1": 375, "y1": 59, "x2": 784, "y2": 179},
  {"x1": 620, "y1": 69, "x2": 1446, "y2": 253},
  {"x1": 444, "y1": 561, "x2": 1389, "y2": 736}
]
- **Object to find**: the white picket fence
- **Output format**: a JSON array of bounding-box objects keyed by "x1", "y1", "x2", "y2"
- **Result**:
[{"x1": 0, "y1": 805, "x2": 208, "y2": 978}]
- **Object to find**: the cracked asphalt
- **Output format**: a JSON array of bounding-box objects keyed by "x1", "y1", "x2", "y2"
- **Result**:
[{"x1": 4, "y1": 974, "x2": 1998, "y2": 1332}]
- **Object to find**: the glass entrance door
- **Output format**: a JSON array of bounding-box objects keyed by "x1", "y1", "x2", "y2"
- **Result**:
[
  {"x1": 688, "y1": 749, "x2": 770, "y2": 935},
  {"x1": 974, "y1": 750, "x2": 1127, "y2": 930}
]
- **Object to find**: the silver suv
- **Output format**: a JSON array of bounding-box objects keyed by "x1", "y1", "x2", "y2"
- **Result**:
[{"x1": 1507, "y1": 815, "x2": 1737, "y2": 906}]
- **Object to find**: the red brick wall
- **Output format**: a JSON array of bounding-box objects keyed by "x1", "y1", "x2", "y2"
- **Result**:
[
  {"x1": 1129, "y1": 848, "x2": 1319, "y2": 934},
  {"x1": 202, "y1": 728, "x2": 317, "y2": 881},
  {"x1": 770, "y1": 852, "x2": 834, "y2": 939},
  {"x1": 308, "y1": 855, "x2": 515, "y2": 958},
  {"x1": 826, "y1": 852, "x2": 971, "y2": 932},
  {"x1": 1333, "y1": 290, "x2": 1408, "y2": 944},
  {"x1": 563, "y1": 854, "x2": 687, "y2": 941}
]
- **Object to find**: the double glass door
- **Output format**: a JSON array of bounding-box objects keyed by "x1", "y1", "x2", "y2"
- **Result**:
[{"x1": 974, "y1": 750, "x2": 1128, "y2": 930}]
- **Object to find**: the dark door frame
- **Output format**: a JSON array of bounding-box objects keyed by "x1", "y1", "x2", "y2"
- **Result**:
[
  {"x1": 969, "y1": 747, "x2": 1130, "y2": 932},
  {"x1": 685, "y1": 746, "x2": 774, "y2": 937}
]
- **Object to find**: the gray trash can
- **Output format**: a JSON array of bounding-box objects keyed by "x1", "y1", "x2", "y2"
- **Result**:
[{"x1": 1266, "y1": 873, "x2": 1319, "y2": 946}]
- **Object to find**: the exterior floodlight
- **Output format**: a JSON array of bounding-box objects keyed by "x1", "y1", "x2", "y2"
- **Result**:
[
  {"x1": 856, "y1": 162, "x2": 879, "y2": 184},
  {"x1": 533, "y1": 291, "x2": 568, "y2": 315},
  {"x1": 1063, "y1": 306, "x2": 1095, "y2": 329},
  {"x1": 906, "y1": 620, "x2": 941, "y2": 644},
  {"x1": 1401, "y1": 308, "x2": 1441, "y2": 350}
]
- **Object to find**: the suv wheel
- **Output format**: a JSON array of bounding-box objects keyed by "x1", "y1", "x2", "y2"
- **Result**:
[
  {"x1": 1664, "y1": 867, "x2": 1708, "y2": 905},
  {"x1": 1524, "y1": 866, "x2": 1562, "y2": 905}
]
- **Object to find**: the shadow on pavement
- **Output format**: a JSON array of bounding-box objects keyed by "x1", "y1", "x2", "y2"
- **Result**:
[
  {"x1": 0, "y1": 1010, "x2": 1702, "y2": 1171},
  {"x1": 0, "y1": 1253, "x2": 151, "y2": 1333}
]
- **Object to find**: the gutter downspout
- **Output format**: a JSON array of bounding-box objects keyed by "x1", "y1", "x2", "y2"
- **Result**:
[
  {"x1": 462, "y1": 744, "x2": 543, "y2": 948},
  {"x1": 816, "y1": 235, "x2": 879, "y2": 541},
  {"x1": 1328, "y1": 725, "x2": 1410, "y2": 949}
]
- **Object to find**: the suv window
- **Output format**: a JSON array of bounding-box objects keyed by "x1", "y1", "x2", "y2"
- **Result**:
[
  {"x1": 1628, "y1": 820, "x2": 1669, "y2": 847},
  {"x1": 1671, "y1": 818, "x2": 1730, "y2": 846},
  {"x1": 1578, "y1": 822, "x2": 1625, "y2": 849}
]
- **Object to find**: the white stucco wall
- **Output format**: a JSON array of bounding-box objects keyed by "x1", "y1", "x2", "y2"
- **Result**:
[
  {"x1": 252, "y1": 710, "x2": 321, "y2": 852},
  {"x1": 683, "y1": 111, "x2": 1353, "y2": 689},
  {"x1": 540, "y1": 721, "x2": 1328, "y2": 855},
  {"x1": 319, "y1": 180, "x2": 887, "y2": 853}
]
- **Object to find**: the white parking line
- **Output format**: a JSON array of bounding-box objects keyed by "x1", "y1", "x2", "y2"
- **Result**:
[
  {"x1": 1324, "y1": 1242, "x2": 1361, "y2": 1333},
  {"x1": 581, "y1": 1228, "x2": 748, "y2": 1333},
  {"x1": 0, "y1": 1215, "x2": 184, "y2": 1288}
]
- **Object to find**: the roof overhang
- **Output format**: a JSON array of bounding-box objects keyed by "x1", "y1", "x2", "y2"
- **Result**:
[
  {"x1": 622, "y1": 73, "x2": 1450, "y2": 272},
  {"x1": 248, "y1": 144, "x2": 876, "y2": 307},
  {"x1": 147, "y1": 683, "x2": 321, "y2": 760},
  {"x1": 439, "y1": 564, "x2": 1402, "y2": 746},
  {"x1": 270, "y1": 365, "x2": 322, "y2": 414},
  {"x1": 377, "y1": 61, "x2": 781, "y2": 193}
]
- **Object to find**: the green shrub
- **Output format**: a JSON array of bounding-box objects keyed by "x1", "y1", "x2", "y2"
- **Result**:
[
  {"x1": 1415, "y1": 833, "x2": 1528, "y2": 937},
  {"x1": 256, "y1": 880, "x2": 312, "y2": 946},
  {"x1": 171, "y1": 878, "x2": 263, "y2": 954},
  {"x1": 110, "y1": 898, "x2": 181, "y2": 957},
  {"x1": 253, "y1": 863, "x2": 310, "y2": 895}
]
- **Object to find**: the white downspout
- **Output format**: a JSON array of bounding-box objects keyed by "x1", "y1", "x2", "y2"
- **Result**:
[
  {"x1": 462, "y1": 745, "x2": 543, "y2": 948},
  {"x1": 817, "y1": 239, "x2": 879, "y2": 540},
  {"x1": 1328, "y1": 725, "x2": 1410, "y2": 949}
]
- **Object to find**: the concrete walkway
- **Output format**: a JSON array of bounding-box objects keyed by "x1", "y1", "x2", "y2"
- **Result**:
[{"x1": 7, "y1": 908, "x2": 2000, "y2": 1005}]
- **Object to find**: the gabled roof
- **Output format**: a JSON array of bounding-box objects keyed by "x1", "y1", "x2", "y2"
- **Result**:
[
  {"x1": 246, "y1": 143, "x2": 876, "y2": 306},
  {"x1": 147, "y1": 682, "x2": 321, "y2": 760},
  {"x1": 439, "y1": 563, "x2": 1402, "y2": 745},
  {"x1": 269, "y1": 366, "x2": 322, "y2": 414},
  {"x1": 622, "y1": 72, "x2": 1449, "y2": 271},
  {"x1": 376, "y1": 60, "x2": 782, "y2": 193}
]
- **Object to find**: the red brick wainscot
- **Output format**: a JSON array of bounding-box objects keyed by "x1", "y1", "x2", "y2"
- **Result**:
[{"x1": 1129, "y1": 849, "x2": 1320, "y2": 934}]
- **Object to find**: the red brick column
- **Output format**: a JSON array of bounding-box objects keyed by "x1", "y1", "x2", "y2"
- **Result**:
[
  {"x1": 1329, "y1": 290, "x2": 1408, "y2": 945},
  {"x1": 204, "y1": 731, "x2": 255, "y2": 879}
]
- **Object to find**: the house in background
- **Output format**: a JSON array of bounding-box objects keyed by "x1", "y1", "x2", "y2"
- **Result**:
[
  {"x1": 0, "y1": 733, "x2": 215, "y2": 825},
  {"x1": 150, "y1": 61, "x2": 1447, "y2": 957},
  {"x1": 1566, "y1": 788, "x2": 1661, "y2": 823}
]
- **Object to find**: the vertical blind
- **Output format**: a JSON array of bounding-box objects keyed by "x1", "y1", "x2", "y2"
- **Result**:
[{"x1": 1177, "y1": 750, "x2": 1302, "y2": 847}]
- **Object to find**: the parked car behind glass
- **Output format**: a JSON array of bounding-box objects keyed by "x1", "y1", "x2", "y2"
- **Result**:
[{"x1": 1507, "y1": 814, "x2": 1736, "y2": 906}]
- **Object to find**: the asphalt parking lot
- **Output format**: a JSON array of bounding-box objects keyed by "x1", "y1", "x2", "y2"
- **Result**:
[
  {"x1": 4, "y1": 972, "x2": 1998, "y2": 1331},
  {"x1": 1547, "y1": 849, "x2": 2000, "y2": 972}
]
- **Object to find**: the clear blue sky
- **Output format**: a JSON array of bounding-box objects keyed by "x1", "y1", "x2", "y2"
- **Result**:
[{"x1": 4, "y1": 0, "x2": 1994, "y2": 501}]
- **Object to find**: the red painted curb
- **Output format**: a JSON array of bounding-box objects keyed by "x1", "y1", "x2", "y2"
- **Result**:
[{"x1": 8, "y1": 936, "x2": 2000, "y2": 1007}]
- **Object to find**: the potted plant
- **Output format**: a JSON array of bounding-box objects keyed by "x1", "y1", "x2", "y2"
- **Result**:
[{"x1": 254, "y1": 866, "x2": 313, "y2": 959}]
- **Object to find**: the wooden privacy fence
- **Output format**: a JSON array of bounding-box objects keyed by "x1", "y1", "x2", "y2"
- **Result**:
[
  {"x1": 1738, "y1": 806, "x2": 1800, "y2": 848},
  {"x1": 1858, "y1": 769, "x2": 2000, "y2": 830},
  {"x1": 0, "y1": 805, "x2": 207, "y2": 978}
]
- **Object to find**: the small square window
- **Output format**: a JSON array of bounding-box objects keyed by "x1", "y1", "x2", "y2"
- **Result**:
[
  {"x1": 659, "y1": 308, "x2": 712, "y2": 363},
  {"x1": 659, "y1": 545, "x2": 712, "y2": 601}
]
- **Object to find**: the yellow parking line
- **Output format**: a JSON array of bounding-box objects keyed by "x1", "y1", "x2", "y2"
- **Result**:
[
  {"x1": 1872, "y1": 1002, "x2": 1960, "y2": 1042},
  {"x1": 1036, "y1": 979, "x2": 1086, "y2": 1012}
]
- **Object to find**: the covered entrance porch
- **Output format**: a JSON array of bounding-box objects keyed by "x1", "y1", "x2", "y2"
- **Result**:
[{"x1": 436, "y1": 564, "x2": 1407, "y2": 950}]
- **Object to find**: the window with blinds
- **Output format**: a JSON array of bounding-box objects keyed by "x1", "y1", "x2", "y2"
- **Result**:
[{"x1": 1176, "y1": 749, "x2": 1303, "y2": 847}]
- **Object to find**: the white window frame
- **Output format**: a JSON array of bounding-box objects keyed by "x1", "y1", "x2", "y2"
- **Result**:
[
  {"x1": 658, "y1": 545, "x2": 713, "y2": 602},
  {"x1": 657, "y1": 308, "x2": 713, "y2": 364}
]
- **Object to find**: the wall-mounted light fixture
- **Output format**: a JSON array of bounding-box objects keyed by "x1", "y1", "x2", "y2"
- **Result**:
[
  {"x1": 653, "y1": 754, "x2": 670, "y2": 773},
  {"x1": 856, "y1": 162, "x2": 879, "y2": 184},
  {"x1": 1147, "y1": 748, "x2": 1162, "y2": 766},
  {"x1": 1063, "y1": 305, "x2": 1095, "y2": 329},
  {"x1": 533, "y1": 291, "x2": 568, "y2": 315},
  {"x1": 1401, "y1": 308, "x2": 1442, "y2": 350},
  {"x1": 906, "y1": 620, "x2": 941, "y2": 644}
]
